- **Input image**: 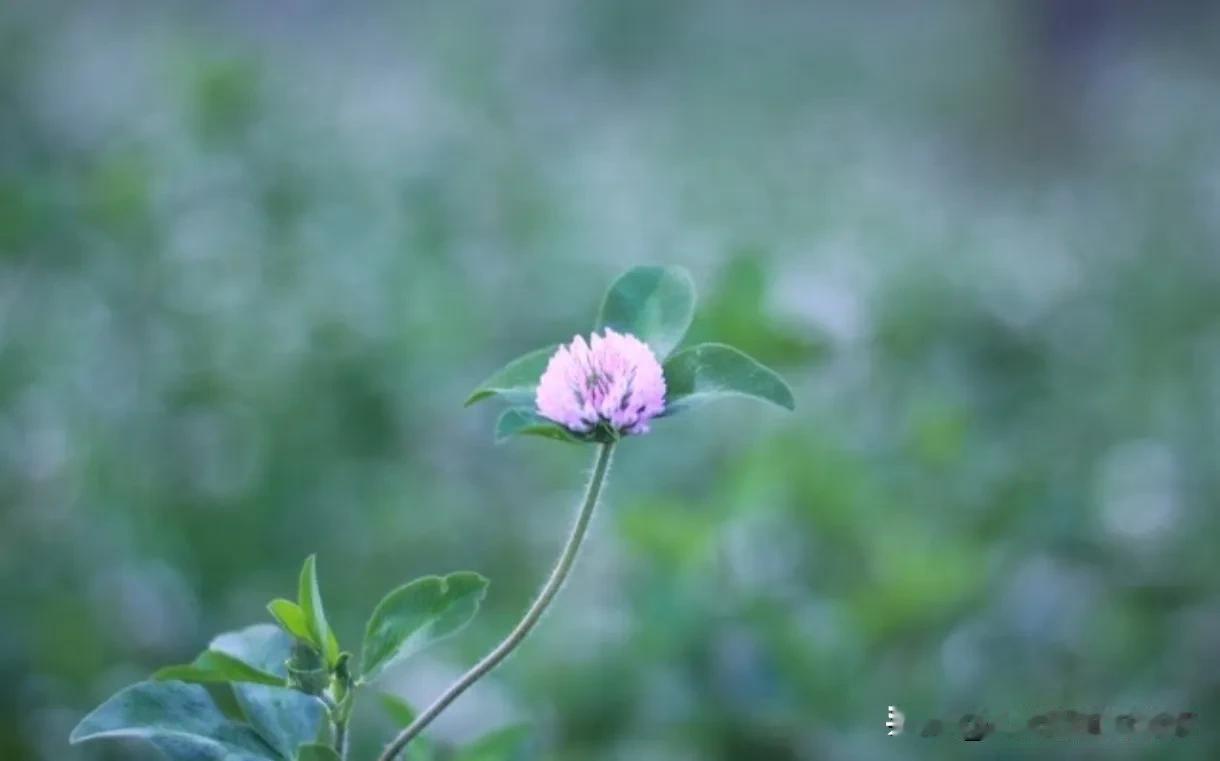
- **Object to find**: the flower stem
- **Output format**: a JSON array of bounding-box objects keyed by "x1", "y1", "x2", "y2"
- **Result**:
[{"x1": 376, "y1": 442, "x2": 616, "y2": 761}]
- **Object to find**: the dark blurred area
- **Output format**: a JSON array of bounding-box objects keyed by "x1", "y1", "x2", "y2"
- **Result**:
[{"x1": 3, "y1": 1, "x2": 1220, "y2": 759}]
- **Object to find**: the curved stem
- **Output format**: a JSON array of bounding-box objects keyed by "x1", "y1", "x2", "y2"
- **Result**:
[{"x1": 376, "y1": 442, "x2": 616, "y2": 761}]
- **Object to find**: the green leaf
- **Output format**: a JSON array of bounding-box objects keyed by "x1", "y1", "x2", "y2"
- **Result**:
[
  {"x1": 212, "y1": 624, "x2": 294, "y2": 678},
  {"x1": 296, "y1": 744, "x2": 342, "y2": 761},
  {"x1": 464, "y1": 344, "x2": 557, "y2": 407},
  {"x1": 70, "y1": 680, "x2": 277, "y2": 760},
  {"x1": 494, "y1": 407, "x2": 581, "y2": 444},
  {"x1": 233, "y1": 683, "x2": 328, "y2": 761},
  {"x1": 268, "y1": 598, "x2": 313, "y2": 642},
  {"x1": 662, "y1": 343, "x2": 795, "y2": 414},
  {"x1": 154, "y1": 651, "x2": 282, "y2": 687},
  {"x1": 453, "y1": 726, "x2": 532, "y2": 761},
  {"x1": 333, "y1": 651, "x2": 354, "y2": 688},
  {"x1": 154, "y1": 624, "x2": 292, "y2": 686},
  {"x1": 203, "y1": 682, "x2": 249, "y2": 722},
  {"x1": 359, "y1": 572, "x2": 489, "y2": 683},
  {"x1": 596, "y1": 265, "x2": 695, "y2": 359},
  {"x1": 298, "y1": 555, "x2": 340, "y2": 667}
]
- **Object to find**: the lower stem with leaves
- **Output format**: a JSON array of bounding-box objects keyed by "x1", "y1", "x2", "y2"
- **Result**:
[
  {"x1": 335, "y1": 720, "x2": 349, "y2": 760},
  {"x1": 337, "y1": 699, "x2": 355, "y2": 760},
  {"x1": 332, "y1": 665, "x2": 355, "y2": 760},
  {"x1": 376, "y1": 441, "x2": 616, "y2": 761}
]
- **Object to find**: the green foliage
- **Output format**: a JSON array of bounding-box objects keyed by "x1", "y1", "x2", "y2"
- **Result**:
[
  {"x1": 286, "y1": 640, "x2": 329, "y2": 697},
  {"x1": 465, "y1": 345, "x2": 558, "y2": 407},
  {"x1": 494, "y1": 407, "x2": 581, "y2": 444},
  {"x1": 70, "y1": 681, "x2": 292, "y2": 760},
  {"x1": 595, "y1": 265, "x2": 695, "y2": 359},
  {"x1": 360, "y1": 572, "x2": 490, "y2": 683},
  {"x1": 154, "y1": 624, "x2": 291, "y2": 686},
  {"x1": 212, "y1": 626, "x2": 297, "y2": 677},
  {"x1": 155, "y1": 649, "x2": 283, "y2": 687},
  {"x1": 234, "y1": 683, "x2": 329, "y2": 760},
  {"x1": 71, "y1": 558, "x2": 488, "y2": 760},
  {"x1": 268, "y1": 599, "x2": 314, "y2": 642},
  {"x1": 299, "y1": 556, "x2": 340, "y2": 667},
  {"x1": 662, "y1": 342, "x2": 795, "y2": 414}
]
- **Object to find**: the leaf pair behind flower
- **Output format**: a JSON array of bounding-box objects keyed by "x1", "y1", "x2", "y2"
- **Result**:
[{"x1": 467, "y1": 265, "x2": 795, "y2": 443}]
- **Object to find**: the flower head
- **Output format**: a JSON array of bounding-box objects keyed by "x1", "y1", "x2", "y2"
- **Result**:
[{"x1": 536, "y1": 328, "x2": 666, "y2": 436}]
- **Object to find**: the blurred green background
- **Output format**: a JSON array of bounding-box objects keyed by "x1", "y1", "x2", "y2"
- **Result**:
[{"x1": 3, "y1": 1, "x2": 1220, "y2": 759}]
